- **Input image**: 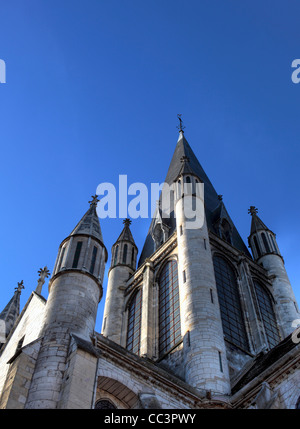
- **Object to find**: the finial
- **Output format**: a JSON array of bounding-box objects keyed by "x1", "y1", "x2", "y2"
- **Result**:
[
  {"x1": 248, "y1": 206, "x2": 258, "y2": 216},
  {"x1": 89, "y1": 195, "x2": 99, "y2": 207},
  {"x1": 36, "y1": 266, "x2": 50, "y2": 295},
  {"x1": 15, "y1": 280, "x2": 25, "y2": 294},
  {"x1": 177, "y1": 114, "x2": 185, "y2": 133},
  {"x1": 123, "y1": 218, "x2": 132, "y2": 227}
]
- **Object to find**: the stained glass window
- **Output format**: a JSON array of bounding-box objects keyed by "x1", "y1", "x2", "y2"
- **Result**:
[
  {"x1": 213, "y1": 255, "x2": 249, "y2": 351},
  {"x1": 158, "y1": 260, "x2": 181, "y2": 356},
  {"x1": 254, "y1": 281, "x2": 281, "y2": 348},
  {"x1": 126, "y1": 289, "x2": 142, "y2": 355}
]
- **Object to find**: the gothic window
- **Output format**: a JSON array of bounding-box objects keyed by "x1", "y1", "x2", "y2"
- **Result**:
[
  {"x1": 57, "y1": 246, "x2": 65, "y2": 272},
  {"x1": 95, "y1": 399, "x2": 117, "y2": 409},
  {"x1": 253, "y1": 281, "x2": 281, "y2": 348},
  {"x1": 158, "y1": 260, "x2": 181, "y2": 356},
  {"x1": 131, "y1": 247, "x2": 135, "y2": 267},
  {"x1": 126, "y1": 289, "x2": 142, "y2": 355},
  {"x1": 269, "y1": 234, "x2": 277, "y2": 253},
  {"x1": 123, "y1": 244, "x2": 128, "y2": 264},
  {"x1": 261, "y1": 233, "x2": 270, "y2": 253},
  {"x1": 89, "y1": 246, "x2": 98, "y2": 275},
  {"x1": 72, "y1": 241, "x2": 82, "y2": 268},
  {"x1": 114, "y1": 245, "x2": 119, "y2": 266},
  {"x1": 185, "y1": 176, "x2": 191, "y2": 183},
  {"x1": 213, "y1": 255, "x2": 249, "y2": 351},
  {"x1": 253, "y1": 236, "x2": 261, "y2": 258},
  {"x1": 296, "y1": 396, "x2": 300, "y2": 409}
]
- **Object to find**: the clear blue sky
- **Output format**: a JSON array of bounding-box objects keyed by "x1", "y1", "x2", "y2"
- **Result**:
[{"x1": 0, "y1": 1, "x2": 300, "y2": 333}]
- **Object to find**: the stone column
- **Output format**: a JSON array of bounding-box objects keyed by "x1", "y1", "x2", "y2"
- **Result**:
[{"x1": 175, "y1": 189, "x2": 230, "y2": 395}]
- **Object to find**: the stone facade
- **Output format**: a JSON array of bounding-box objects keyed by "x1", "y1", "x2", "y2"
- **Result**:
[{"x1": 0, "y1": 130, "x2": 299, "y2": 409}]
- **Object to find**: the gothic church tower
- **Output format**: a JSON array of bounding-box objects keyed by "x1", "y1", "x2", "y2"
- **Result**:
[{"x1": 25, "y1": 196, "x2": 107, "y2": 409}]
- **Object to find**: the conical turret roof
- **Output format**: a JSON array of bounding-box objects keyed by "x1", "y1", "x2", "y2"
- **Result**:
[
  {"x1": 115, "y1": 219, "x2": 137, "y2": 248},
  {"x1": 248, "y1": 206, "x2": 271, "y2": 236},
  {"x1": 70, "y1": 195, "x2": 104, "y2": 243},
  {"x1": 0, "y1": 281, "x2": 24, "y2": 339}
]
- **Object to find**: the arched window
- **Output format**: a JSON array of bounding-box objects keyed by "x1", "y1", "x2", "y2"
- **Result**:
[
  {"x1": 253, "y1": 236, "x2": 261, "y2": 258},
  {"x1": 269, "y1": 234, "x2": 277, "y2": 253},
  {"x1": 114, "y1": 245, "x2": 119, "y2": 266},
  {"x1": 123, "y1": 244, "x2": 128, "y2": 264},
  {"x1": 253, "y1": 281, "x2": 281, "y2": 348},
  {"x1": 158, "y1": 260, "x2": 181, "y2": 356},
  {"x1": 296, "y1": 396, "x2": 300, "y2": 409},
  {"x1": 95, "y1": 399, "x2": 116, "y2": 409},
  {"x1": 72, "y1": 241, "x2": 83, "y2": 268},
  {"x1": 126, "y1": 289, "x2": 142, "y2": 355},
  {"x1": 131, "y1": 247, "x2": 135, "y2": 267},
  {"x1": 89, "y1": 246, "x2": 98, "y2": 275},
  {"x1": 261, "y1": 233, "x2": 270, "y2": 253},
  {"x1": 213, "y1": 255, "x2": 249, "y2": 351},
  {"x1": 57, "y1": 246, "x2": 66, "y2": 272}
]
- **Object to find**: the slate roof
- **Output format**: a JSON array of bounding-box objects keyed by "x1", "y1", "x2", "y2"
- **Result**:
[
  {"x1": 114, "y1": 220, "x2": 137, "y2": 248},
  {"x1": 70, "y1": 203, "x2": 104, "y2": 243},
  {"x1": 250, "y1": 212, "x2": 271, "y2": 236},
  {"x1": 138, "y1": 131, "x2": 250, "y2": 266},
  {"x1": 232, "y1": 333, "x2": 300, "y2": 394},
  {"x1": 0, "y1": 288, "x2": 22, "y2": 338}
]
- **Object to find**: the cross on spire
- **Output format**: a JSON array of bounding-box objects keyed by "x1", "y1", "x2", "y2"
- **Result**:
[{"x1": 89, "y1": 195, "x2": 99, "y2": 207}]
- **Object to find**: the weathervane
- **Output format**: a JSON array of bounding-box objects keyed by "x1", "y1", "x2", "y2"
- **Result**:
[{"x1": 177, "y1": 114, "x2": 185, "y2": 133}]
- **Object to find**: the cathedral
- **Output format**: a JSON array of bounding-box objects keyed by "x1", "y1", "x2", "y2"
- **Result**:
[{"x1": 0, "y1": 124, "x2": 299, "y2": 410}]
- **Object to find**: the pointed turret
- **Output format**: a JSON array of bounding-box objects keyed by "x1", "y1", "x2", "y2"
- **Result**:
[
  {"x1": 248, "y1": 206, "x2": 280, "y2": 260},
  {"x1": 0, "y1": 281, "x2": 24, "y2": 344},
  {"x1": 248, "y1": 206, "x2": 300, "y2": 337},
  {"x1": 52, "y1": 195, "x2": 107, "y2": 280},
  {"x1": 102, "y1": 219, "x2": 138, "y2": 344},
  {"x1": 26, "y1": 196, "x2": 108, "y2": 409},
  {"x1": 69, "y1": 195, "x2": 103, "y2": 243},
  {"x1": 112, "y1": 218, "x2": 138, "y2": 269}
]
